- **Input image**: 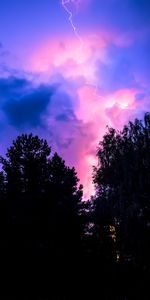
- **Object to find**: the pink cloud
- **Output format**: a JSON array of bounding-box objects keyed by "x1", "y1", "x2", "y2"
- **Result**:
[
  {"x1": 25, "y1": 33, "x2": 146, "y2": 198},
  {"x1": 74, "y1": 86, "x2": 138, "y2": 197}
]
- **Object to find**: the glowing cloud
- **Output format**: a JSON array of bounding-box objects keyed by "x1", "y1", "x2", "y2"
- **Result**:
[
  {"x1": 27, "y1": 28, "x2": 144, "y2": 198},
  {"x1": 9, "y1": 2, "x2": 147, "y2": 199},
  {"x1": 0, "y1": 0, "x2": 149, "y2": 200}
]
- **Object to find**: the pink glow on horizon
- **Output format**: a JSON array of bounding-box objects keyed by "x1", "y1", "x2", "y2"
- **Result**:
[
  {"x1": 27, "y1": 33, "x2": 141, "y2": 198},
  {"x1": 75, "y1": 86, "x2": 138, "y2": 197}
]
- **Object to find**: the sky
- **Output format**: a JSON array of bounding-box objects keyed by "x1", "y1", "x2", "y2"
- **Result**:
[{"x1": 0, "y1": 0, "x2": 150, "y2": 198}]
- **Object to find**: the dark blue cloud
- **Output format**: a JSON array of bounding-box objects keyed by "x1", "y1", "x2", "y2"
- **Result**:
[
  {"x1": 0, "y1": 76, "x2": 55, "y2": 128},
  {"x1": 0, "y1": 76, "x2": 32, "y2": 99},
  {"x1": 0, "y1": 74, "x2": 83, "y2": 162},
  {"x1": 3, "y1": 86, "x2": 53, "y2": 127},
  {"x1": 0, "y1": 75, "x2": 78, "y2": 132}
]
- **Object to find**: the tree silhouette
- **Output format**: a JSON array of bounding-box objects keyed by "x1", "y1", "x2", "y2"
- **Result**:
[
  {"x1": 0, "y1": 115, "x2": 149, "y2": 299},
  {"x1": 92, "y1": 113, "x2": 150, "y2": 299},
  {"x1": 0, "y1": 133, "x2": 84, "y2": 296},
  {"x1": 47, "y1": 152, "x2": 83, "y2": 257},
  {"x1": 1, "y1": 133, "x2": 51, "y2": 194},
  {"x1": 0, "y1": 134, "x2": 83, "y2": 258}
]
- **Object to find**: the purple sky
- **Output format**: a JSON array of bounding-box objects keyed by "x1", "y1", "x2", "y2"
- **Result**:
[{"x1": 0, "y1": 0, "x2": 150, "y2": 197}]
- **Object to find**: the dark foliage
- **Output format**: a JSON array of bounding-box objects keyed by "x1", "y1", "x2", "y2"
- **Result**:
[
  {"x1": 0, "y1": 114, "x2": 150, "y2": 299},
  {"x1": 91, "y1": 112, "x2": 150, "y2": 299},
  {"x1": 0, "y1": 134, "x2": 84, "y2": 297}
]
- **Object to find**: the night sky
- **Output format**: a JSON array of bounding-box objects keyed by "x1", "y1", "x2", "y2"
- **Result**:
[{"x1": 0, "y1": 0, "x2": 150, "y2": 197}]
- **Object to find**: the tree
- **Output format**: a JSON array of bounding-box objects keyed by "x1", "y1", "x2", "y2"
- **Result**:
[
  {"x1": 0, "y1": 134, "x2": 51, "y2": 251},
  {"x1": 1, "y1": 133, "x2": 51, "y2": 195},
  {"x1": 0, "y1": 133, "x2": 83, "y2": 255},
  {"x1": 0, "y1": 134, "x2": 85, "y2": 297},
  {"x1": 0, "y1": 171, "x2": 4, "y2": 200},
  {"x1": 92, "y1": 113, "x2": 150, "y2": 267},
  {"x1": 47, "y1": 153, "x2": 83, "y2": 256}
]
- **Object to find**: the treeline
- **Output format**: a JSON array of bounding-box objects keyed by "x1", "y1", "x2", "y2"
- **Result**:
[{"x1": 0, "y1": 113, "x2": 150, "y2": 299}]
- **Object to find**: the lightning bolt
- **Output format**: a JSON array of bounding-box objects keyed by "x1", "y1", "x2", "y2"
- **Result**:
[
  {"x1": 61, "y1": 0, "x2": 83, "y2": 44},
  {"x1": 61, "y1": 0, "x2": 99, "y2": 96}
]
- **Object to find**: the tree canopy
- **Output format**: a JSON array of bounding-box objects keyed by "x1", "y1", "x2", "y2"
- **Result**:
[
  {"x1": 0, "y1": 115, "x2": 150, "y2": 299},
  {"x1": 92, "y1": 113, "x2": 150, "y2": 266}
]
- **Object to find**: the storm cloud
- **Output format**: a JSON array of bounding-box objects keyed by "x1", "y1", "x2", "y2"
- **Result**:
[{"x1": 0, "y1": 0, "x2": 149, "y2": 197}]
